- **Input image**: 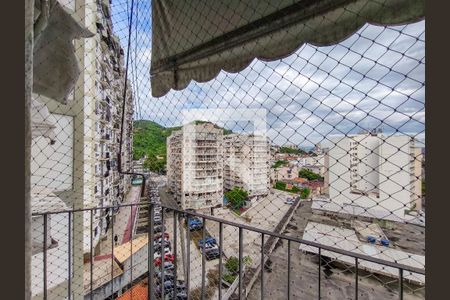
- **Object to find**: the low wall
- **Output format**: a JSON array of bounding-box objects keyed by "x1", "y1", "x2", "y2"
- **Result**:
[{"x1": 226, "y1": 198, "x2": 302, "y2": 299}]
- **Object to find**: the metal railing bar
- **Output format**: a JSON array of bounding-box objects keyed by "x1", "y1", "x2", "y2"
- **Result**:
[
  {"x1": 288, "y1": 240, "x2": 291, "y2": 300},
  {"x1": 155, "y1": 204, "x2": 425, "y2": 275},
  {"x1": 68, "y1": 211, "x2": 72, "y2": 300},
  {"x1": 261, "y1": 234, "x2": 264, "y2": 300},
  {"x1": 161, "y1": 209, "x2": 165, "y2": 300},
  {"x1": 186, "y1": 213, "x2": 191, "y2": 300},
  {"x1": 399, "y1": 269, "x2": 404, "y2": 300},
  {"x1": 31, "y1": 202, "x2": 153, "y2": 216},
  {"x1": 90, "y1": 210, "x2": 94, "y2": 300},
  {"x1": 111, "y1": 208, "x2": 114, "y2": 297},
  {"x1": 219, "y1": 222, "x2": 223, "y2": 300},
  {"x1": 201, "y1": 217, "x2": 206, "y2": 300},
  {"x1": 173, "y1": 210, "x2": 178, "y2": 299},
  {"x1": 147, "y1": 202, "x2": 155, "y2": 300},
  {"x1": 130, "y1": 205, "x2": 133, "y2": 299},
  {"x1": 355, "y1": 257, "x2": 359, "y2": 300},
  {"x1": 318, "y1": 247, "x2": 321, "y2": 300},
  {"x1": 43, "y1": 214, "x2": 48, "y2": 300},
  {"x1": 33, "y1": 202, "x2": 426, "y2": 276},
  {"x1": 238, "y1": 227, "x2": 243, "y2": 300}
]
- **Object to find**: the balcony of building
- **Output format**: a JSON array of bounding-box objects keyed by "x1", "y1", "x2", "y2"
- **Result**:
[
  {"x1": 31, "y1": 201, "x2": 425, "y2": 300},
  {"x1": 27, "y1": 0, "x2": 425, "y2": 299}
]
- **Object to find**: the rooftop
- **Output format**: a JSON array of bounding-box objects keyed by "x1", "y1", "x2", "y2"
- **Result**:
[{"x1": 299, "y1": 222, "x2": 425, "y2": 284}]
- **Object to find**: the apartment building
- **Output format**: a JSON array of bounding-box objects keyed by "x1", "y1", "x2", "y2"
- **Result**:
[
  {"x1": 292, "y1": 154, "x2": 326, "y2": 176},
  {"x1": 270, "y1": 164, "x2": 299, "y2": 183},
  {"x1": 93, "y1": 0, "x2": 134, "y2": 238},
  {"x1": 325, "y1": 133, "x2": 422, "y2": 220},
  {"x1": 31, "y1": 0, "x2": 133, "y2": 253},
  {"x1": 224, "y1": 134, "x2": 270, "y2": 199},
  {"x1": 167, "y1": 123, "x2": 224, "y2": 210},
  {"x1": 29, "y1": 1, "x2": 134, "y2": 298}
]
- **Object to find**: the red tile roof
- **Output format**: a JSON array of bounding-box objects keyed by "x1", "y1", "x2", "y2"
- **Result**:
[
  {"x1": 293, "y1": 177, "x2": 308, "y2": 183},
  {"x1": 117, "y1": 281, "x2": 148, "y2": 300}
]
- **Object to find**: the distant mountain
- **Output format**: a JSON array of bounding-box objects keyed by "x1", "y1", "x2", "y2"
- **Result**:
[{"x1": 132, "y1": 120, "x2": 232, "y2": 162}]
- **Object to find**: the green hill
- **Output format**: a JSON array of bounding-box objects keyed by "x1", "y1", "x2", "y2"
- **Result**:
[
  {"x1": 132, "y1": 120, "x2": 233, "y2": 172},
  {"x1": 132, "y1": 120, "x2": 180, "y2": 160}
]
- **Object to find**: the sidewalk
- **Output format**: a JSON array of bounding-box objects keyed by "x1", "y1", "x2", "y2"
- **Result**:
[{"x1": 98, "y1": 186, "x2": 142, "y2": 255}]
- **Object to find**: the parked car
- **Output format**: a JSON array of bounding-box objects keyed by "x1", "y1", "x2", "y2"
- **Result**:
[
  {"x1": 198, "y1": 237, "x2": 217, "y2": 248},
  {"x1": 205, "y1": 249, "x2": 220, "y2": 260},
  {"x1": 155, "y1": 271, "x2": 175, "y2": 283},
  {"x1": 285, "y1": 198, "x2": 294, "y2": 205},
  {"x1": 154, "y1": 225, "x2": 167, "y2": 233},
  {"x1": 154, "y1": 232, "x2": 170, "y2": 241},
  {"x1": 155, "y1": 254, "x2": 175, "y2": 266},
  {"x1": 186, "y1": 217, "x2": 203, "y2": 231},
  {"x1": 155, "y1": 280, "x2": 174, "y2": 297},
  {"x1": 170, "y1": 290, "x2": 188, "y2": 300},
  {"x1": 172, "y1": 281, "x2": 187, "y2": 299},
  {"x1": 154, "y1": 240, "x2": 171, "y2": 249},
  {"x1": 174, "y1": 280, "x2": 186, "y2": 290},
  {"x1": 161, "y1": 261, "x2": 175, "y2": 272},
  {"x1": 202, "y1": 243, "x2": 219, "y2": 252},
  {"x1": 154, "y1": 247, "x2": 171, "y2": 259}
]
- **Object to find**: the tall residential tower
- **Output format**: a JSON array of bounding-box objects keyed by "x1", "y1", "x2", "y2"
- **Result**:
[
  {"x1": 224, "y1": 134, "x2": 270, "y2": 199},
  {"x1": 167, "y1": 122, "x2": 224, "y2": 210}
]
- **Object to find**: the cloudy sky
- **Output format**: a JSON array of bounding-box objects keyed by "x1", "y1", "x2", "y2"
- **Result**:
[{"x1": 111, "y1": 1, "x2": 425, "y2": 148}]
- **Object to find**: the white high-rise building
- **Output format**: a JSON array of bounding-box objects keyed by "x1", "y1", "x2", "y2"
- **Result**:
[
  {"x1": 30, "y1": 1, "x2": 134, "y2": 298},
  {"x1": 224, "y1": 134, "x2": 270, "y2": 199},
  {"x1": 167, "y1": 122, "x2": 224, "y2": 210},
  {"x1": 325, "y1": 133, "x2": 422, "y2": 220}
]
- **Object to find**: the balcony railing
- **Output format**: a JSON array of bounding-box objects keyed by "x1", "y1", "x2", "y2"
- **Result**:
[{"x1": 31, "y1": 200, "x2": 424, "y2": 300}]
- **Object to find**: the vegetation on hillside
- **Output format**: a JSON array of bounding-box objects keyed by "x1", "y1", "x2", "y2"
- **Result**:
[
  {"x1": 133, "y1": 120, "x2": 232, "y2": 172},
  {"x1": 279, "y1": 146, "x2": 307, "y2": 155},
  {"x1": 299, "y1": 168, "x2": 324, "y2": 181},
  {"x1": 132, "y1": 120, "x2": 180, "y2": 172}
]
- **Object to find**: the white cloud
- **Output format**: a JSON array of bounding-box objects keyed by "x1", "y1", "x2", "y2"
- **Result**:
[{"x1": 115, "y1": 10, "x2": 425, "y2": 147}]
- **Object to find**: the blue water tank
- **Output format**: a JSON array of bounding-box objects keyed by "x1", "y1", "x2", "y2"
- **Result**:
[
  {"x1": 380, "y1": 239, "x2": 390, "y2": 247},
  {"x1": 367, "y1": 236, "x2": 376, "y2": 244}
]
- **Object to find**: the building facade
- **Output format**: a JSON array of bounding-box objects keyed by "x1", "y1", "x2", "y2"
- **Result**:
[
  {"x1": 30, "y1": 1, "x2": 134, "y2": 297},
  {"x1": 224, "y1": 134, "x2": 270, "y2": 199},
  {"x1": 167, "y1": 123, "x2": 224, "y2": 210},
  {"x1": 270, "y1": 165, "x2": 299, "y2": 184},
  {"x1": 326, "y1": 133, "x2": 422, "y2": 220},
  {"x1": 92, "y1": 0, "x2": 134, "y2": 242}
]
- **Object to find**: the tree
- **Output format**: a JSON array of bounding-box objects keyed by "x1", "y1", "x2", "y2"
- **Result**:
[
  {"x1": 225, "y1": 187, "x2": 248, "y2": 210},
  {"x1": 274, "y1": 181, "x2": 286, "y2": 190},
  {"x1": 300, "y1": 188, "x2": 311, "y2": 199},
  {"x1": 272, "y1": 160, "x2": 288, "y2": 168},
  {"x1": 143, "y1": 153, "x2": 166, "y2": 173},
  {"x1": 243, "y1": 256, "x2": 252, "y2": 267},
  {"x1": 225, "y1": 256, "x2": 239, "y2": 274},
  {"x1": 299, "y1": 168, "x2": 323, "y2": 181}
]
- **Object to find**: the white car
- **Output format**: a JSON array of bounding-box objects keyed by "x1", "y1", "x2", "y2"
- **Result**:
[
  {"x1": 154, "y1": 247, "x2": 171, "y2": 259},
  {"x1": 285, "y1": 198, "x2": 294, "y2": 205}
]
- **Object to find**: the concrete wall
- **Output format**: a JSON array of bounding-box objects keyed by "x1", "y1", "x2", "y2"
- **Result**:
[
  {"x1": 86, "y1": 241, "x2": 150, "y2": 299},
  {"x1": 31, "y1": 114, "x2": 74, "y2": 191},
  {"x1": 31, "y1": 214, "x2": 71, "y2": 300},
  {"x1": 328, "y1": 134, "x2": 416, "y2": 220}
]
